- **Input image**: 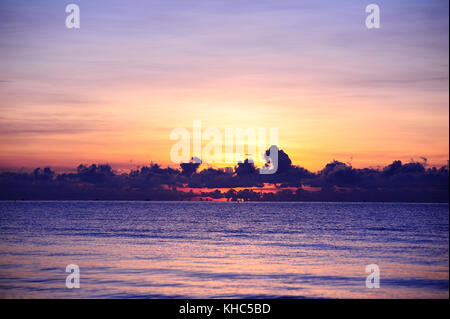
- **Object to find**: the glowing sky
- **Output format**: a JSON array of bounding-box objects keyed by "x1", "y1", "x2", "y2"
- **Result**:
[{"x1": 0, "y1": 0, "x2": 448, "y2": 171}]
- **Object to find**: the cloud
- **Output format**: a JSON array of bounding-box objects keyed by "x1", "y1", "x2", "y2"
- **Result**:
[{"x1": 0, "y1": 147, "x2": 448, "y2": 202}]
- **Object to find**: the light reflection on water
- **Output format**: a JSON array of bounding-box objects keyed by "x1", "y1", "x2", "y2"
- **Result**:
[{"x1": 0, "y1": 201, "x2": 448, "y2": 298}]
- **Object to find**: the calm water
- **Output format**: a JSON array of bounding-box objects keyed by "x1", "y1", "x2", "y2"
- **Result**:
[{"x1": 0, "y1": 201, "x2": 448, "y2": 299}]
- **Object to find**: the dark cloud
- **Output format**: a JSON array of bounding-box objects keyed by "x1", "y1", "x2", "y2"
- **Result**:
[
  {"x1": 180, "y1": 157, "x2": 201, "y2": 176},
  {"x1": 235, "y1": 159, "x2": 257, "y2": 176},
  {"x1": 0, "y1": 148, "x2": 448, "y2": 202}
]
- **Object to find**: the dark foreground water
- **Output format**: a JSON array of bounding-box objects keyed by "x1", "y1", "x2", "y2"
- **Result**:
[{"x1": 0, "y1": 201, "x2": 448, "y2": 298}]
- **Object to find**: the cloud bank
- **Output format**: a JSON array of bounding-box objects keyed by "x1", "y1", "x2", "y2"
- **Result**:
[{"x1": 0, "y1": 149, "x2": 448, "y2": 202}]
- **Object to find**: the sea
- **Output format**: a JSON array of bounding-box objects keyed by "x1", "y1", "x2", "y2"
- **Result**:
[{"x1": 0, "y1": 201, "x2": 448, "y2": 298}]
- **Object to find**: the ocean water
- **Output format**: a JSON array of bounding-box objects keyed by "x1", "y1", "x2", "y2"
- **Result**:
[{"x1": 0, "y1": 201, "x2": 448, "y2": 299}]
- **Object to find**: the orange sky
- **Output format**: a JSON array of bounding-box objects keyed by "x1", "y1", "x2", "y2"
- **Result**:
[{"x1": 0, "y1": 1, "x2": 448, "y2": 172}]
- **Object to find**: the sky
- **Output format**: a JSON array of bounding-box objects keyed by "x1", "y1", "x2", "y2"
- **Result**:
[{"x1": 0, "y1": 0, "x2": 448, "y2": 172}]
